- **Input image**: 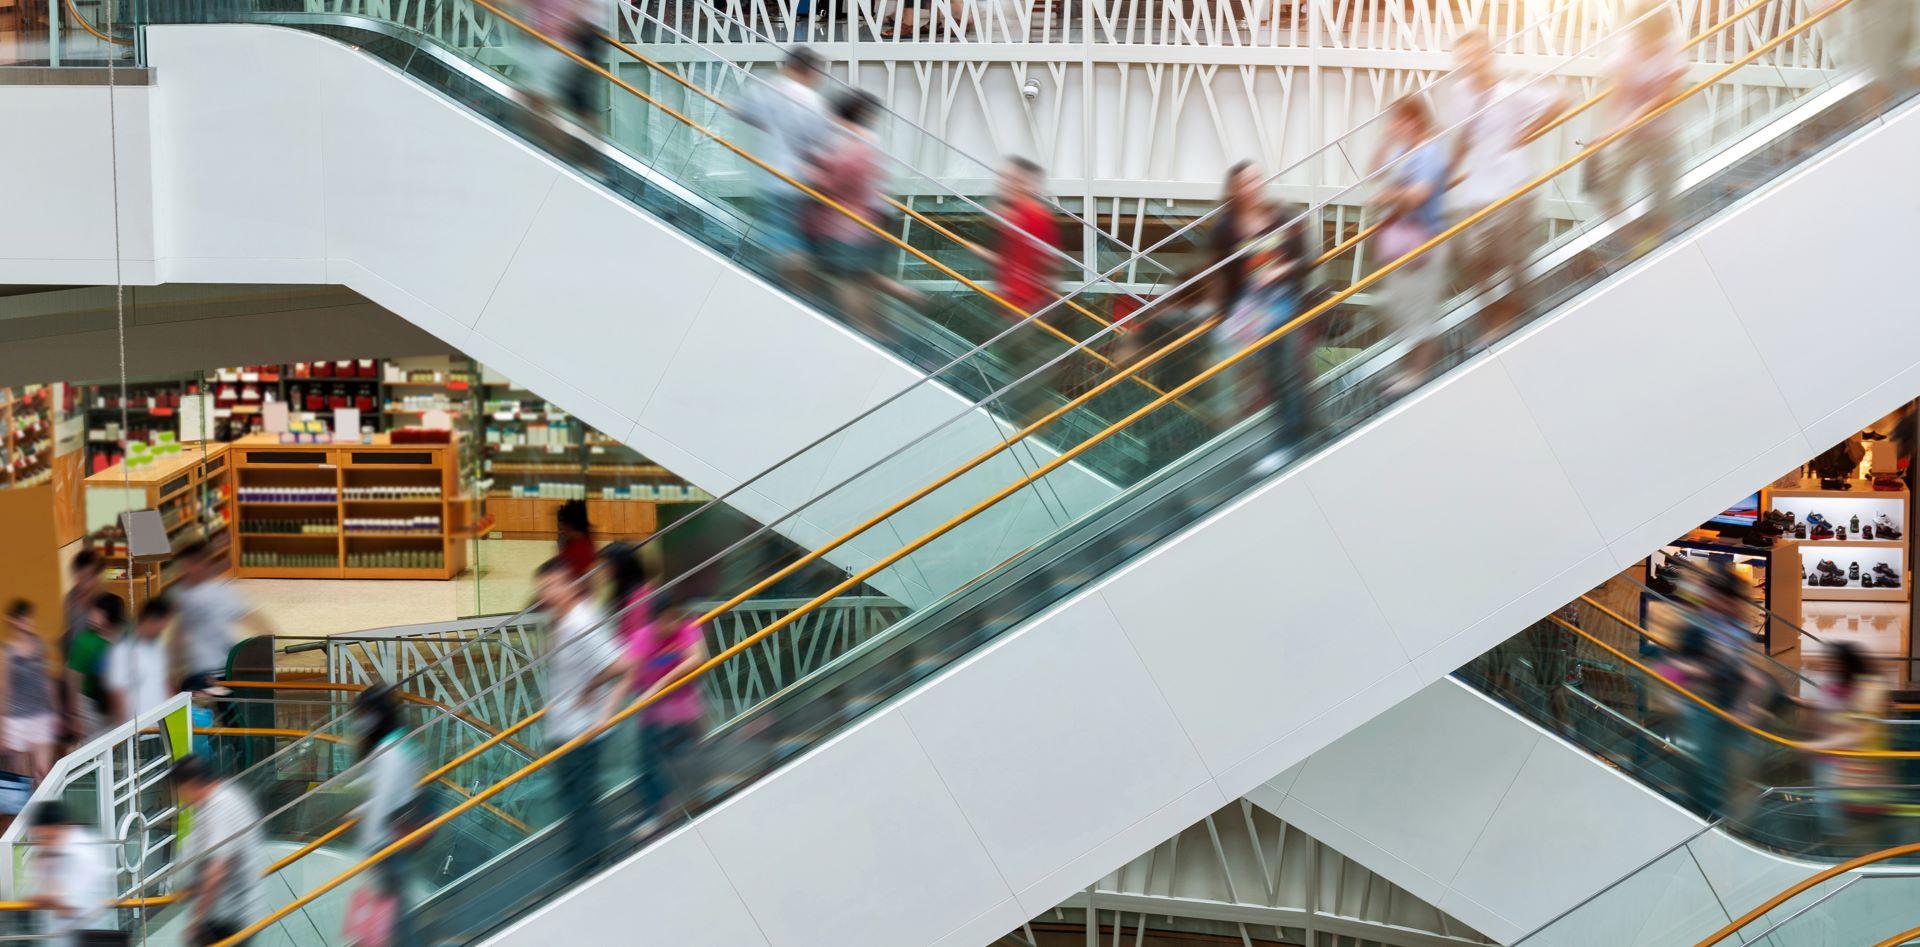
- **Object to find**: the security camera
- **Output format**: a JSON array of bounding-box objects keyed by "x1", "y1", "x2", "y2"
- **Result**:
[{"x1": 1021, "y1": 77, "x2": 1041, "y2": 100}]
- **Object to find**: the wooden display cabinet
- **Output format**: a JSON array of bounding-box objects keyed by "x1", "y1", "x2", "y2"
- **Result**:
[
  {"x1": 1763, "y1": 480, "x2": 1911, "y2": 603},
  {"x1": 229, "y1": 433, "x2": 472, "y2": 580},
  {"x1": 83, "y1": 443, "x2": 234, "y2": 607}
]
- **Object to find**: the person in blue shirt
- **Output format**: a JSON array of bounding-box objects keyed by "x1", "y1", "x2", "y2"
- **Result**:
[{"x1": 1370, "y1": 96, "x2": 1453, "y2": 397}]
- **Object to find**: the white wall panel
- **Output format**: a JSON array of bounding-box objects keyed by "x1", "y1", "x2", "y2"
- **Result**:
[
  {"x1": 1098, "y1": 471, "x2": 1407, "y2": 775},
  {"x1": 486, "y1": 826, "x2": 772, "y2": 947},
  {"x1": 1499, "y1": 244, "x2": 1802, "y2": 547},
  {"x1": 1691, "y1": 107, "x2": 1920, "y2": 447},
  {"x1": 692, "y1": 712, "x2": 1014, "y2": 947},
  {"x1": 897, "y1": 593, "x2": 1214, "y2": 905},
  {"x1": 1302, "y1": 364, "x2": 1606, "y2": 660},
  {"x1": 0, "y1": 84, "x2": 155, "y2": 284}
]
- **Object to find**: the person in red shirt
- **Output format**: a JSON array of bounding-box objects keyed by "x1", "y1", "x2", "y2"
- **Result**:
[
  {"x1": 556, "y1": 499, "x2": 596, "y2": 581},
  {"x1": 986, "y1": 157, "x2": 1065, "y2": 426}
]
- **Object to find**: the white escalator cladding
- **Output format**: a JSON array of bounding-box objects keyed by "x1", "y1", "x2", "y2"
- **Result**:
[{"x1": 469, "y1": 76, "x2": 1920, "y2": 947}]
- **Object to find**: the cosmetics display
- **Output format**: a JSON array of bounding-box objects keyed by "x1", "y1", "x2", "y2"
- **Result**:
[{"x1": 230, "y1": 433, "x2": 469, "y2": 578}]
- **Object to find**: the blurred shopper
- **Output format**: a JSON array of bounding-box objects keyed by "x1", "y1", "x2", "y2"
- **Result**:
[
  {"x1": 104, "y1": 599, "x2": 174, "y2": 727},
  {"x1": 1825, "y1": 0, "x2": 1915, "y2": 108},
  {"x1": 557, "y1": 499, "x2": 597, "y2": 580},
  {"x1": 537, "y1": 558, "x2": 621, "y2": 877},
  {"x1": 986, "y1": 156, "x2": 1066, "y2": 425},
  {"x1": 1808, "y1": 641, "x2": 1888, "y2": 844},
  {"x1": 172, "y1": 541, "x2": 272, "y2": 692},
  {"x1": 58, "y1": 549, "x2": 104, "y2": 749},
  {"x1": 172, "y1": 754, "x2": 266, "y2": 946},
  {"x1": 607, "y1": 591, "x2": 710, "y2": 836},
  {"x1": 807, "y1": 90, "x2": 918, "y2": 339},
  {"x1": 1208, "y1": 162, "x2": 1285, "y2": 421},
  {"x1": 1, "y1": 600, "x2": 58, "y2": 781},
  {"x1": 737, "y1": 47, "x2": 829, "y2": 288},
  {"x1": 347, "y1": 684, "x2": 424, "y2": 947},
  {"x1": 25, "y1": 802, "x2": 114, "y2": 947},
  {"x1": 1448, "y1": 29, "x2": 1563, "y2": 345},
  {"x1": 1370, "y1": 97, "x2": 1452, "y2": 396},
  {"x1": 1599, "y1": 11, "x2": 1685, "y2": 249},
  {"x1": 521, "y1": 0, "x2": 603, "y2": 132},
  {"x1": 65, "y1": 594, "x2": 125, "y2": 741}
]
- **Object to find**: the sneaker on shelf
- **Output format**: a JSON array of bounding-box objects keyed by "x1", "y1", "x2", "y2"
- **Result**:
[
  {"x1": 1850, "y1": 561, "x2": 1861, "y2": 581},
  {"x1": 1811, "y1": 522, "x2": 1836, "y2": 540},
  {"x1": 1864, "y1": 572, "x2": 1877, "y2": 588},
  {"x1": 1874, "y1": 563, "x2": 1901, "y2": 586},
  {"x1": 1875, "y1": 513, "x2": 1903, "y2": 540},
  {"x1": 1815, "y1": 559, "x2": 1847, "y2": 585}
]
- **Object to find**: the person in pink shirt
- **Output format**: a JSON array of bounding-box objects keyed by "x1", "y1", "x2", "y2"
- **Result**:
[{"x1": 605, "y1": 581, "x2": 709, "y2": 834}]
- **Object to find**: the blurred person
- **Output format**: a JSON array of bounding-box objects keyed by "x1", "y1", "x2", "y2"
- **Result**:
[
  {"x1": 172, "y1": 754, "x2": 266, "y2": 946},
  {"x1": 1824, "y1": 0, "x2": 1915, "y2": 109},
  {"x1": 1208, "y1": 162, "x2": 1285, "y2": 421},
  {"x1": 1598, "y1": 11, "x2": 1685, "y2": 249},
  {"x1": 347, "y1": 684, "x2": 424, "y2": 947},
  {"x1": 607, "y1": 591, "x2": 710, "y2": 836},
  {"x1": 737, "y1": 47, "x2": 829, "y2": 288},
  {"x1": 1, "y1": 600, "x2": 58, "y2": 781},
  {"x1": 59, "y1": 550, "x2": 103, "y2": 664},
  {"x1": 172, "y1": 541, "x2": 273, "y2": 692},
  {"x1": 806, "y1": 89, "x2": 920, "y2": 339},
  {"x1": 64, "y1": 593, "x2": 125, "y2": 741},
  {"x1": 536, "y1": 558, "x2": 622, "y2": 878},
  {"x1": 1370, "y1": 96, "x2": 1453, "y2": 397},
  {"x1": 104, "y1": 599, "x2": 174, "y2": 727},
  {"x1": 1807, "y1": 641, "x2": 1888, "y2": 844},
  {"x1": 521, "y1": 0, "x2": 603, "y2": 132},
  {"x1": 985, "y1": 156, "x2": 1066, "y2": 426},
  {"x1": 556, "y1": 499, "x2": 596, "y2": 580},
  {"x1": 1657, "y1": 621, "x2": 1744, "y2": 815},
  {"x1": 1448, "y1": 29, "x2": 1565, "y2": 346},
  {"x1": 25, "y1": 802, "x2": 114, "y2": 946}
]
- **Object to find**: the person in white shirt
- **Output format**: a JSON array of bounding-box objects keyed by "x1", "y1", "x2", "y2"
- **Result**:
[
  {"x1": 351, "y1": 685, "x2": 424, "y2": 946},
  {"x1": 105, "y1": 599, "x2": 175, "y2": 726},
  {"x1": 26, "y1": 803, "x2": 115, "y2": 946},
  {"x1": 736, "y1": 46, "x2": 830, "y2": 287},
  {"x1": 1598, "y1": 13, "x2": 1685, "y2": 245},
  {"x1": 170, "y1": 542, "x2": 273, "y2": 692},
  {"x1": 536, "y1": 557, "x2": 620, "y2": 880},
  {"x1": 172, "y1": 755, "x2": 267, "y2": 945},
  {"x1": 1447, "y1": 29, "x2": 1565, "y2": 343}
]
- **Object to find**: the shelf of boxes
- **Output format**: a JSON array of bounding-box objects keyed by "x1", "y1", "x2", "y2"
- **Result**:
[
  {"x1": 1763, "y1": 480, "x2": 1910, "y2": 602},
  {"x1": 3, "y1": 386, "x2": 56, "y2": 489},
  {"x1": 229, "y1": 433, "x2": 469, "y2": 579}
]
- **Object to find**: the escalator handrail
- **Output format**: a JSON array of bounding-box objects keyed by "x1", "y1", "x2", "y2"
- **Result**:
[
  {"x1": 1546, "y1": 610, "x2": 1920, "y2": 758},
  {"x1": 141, "y1": 0, "x2": 1839, "y2": 917},
  {"x1": 217, "y1": 679, "x2": 540, "y2": 759},
  {"x1": 450, "y1": 0, "x2": 1197, "y2": 402},
  {"x1": 602, "y1": 5, "x2": 1149, "y2": 330},
  {"x1": 1696, "y1": 839, "x2": 1920, "y2": 946},
  {"x1": 210, "y1": 3, "x2": 1867, "y2": 940}
]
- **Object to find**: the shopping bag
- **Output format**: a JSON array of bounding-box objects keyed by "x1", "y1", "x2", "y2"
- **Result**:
[{"x1": 342, "y1": 886, "x2": 398, "y2": 947}]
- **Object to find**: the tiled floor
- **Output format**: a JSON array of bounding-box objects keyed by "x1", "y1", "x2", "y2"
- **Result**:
[{"x1": 238, "y1": 538, "x2": 553, "y2": 638}]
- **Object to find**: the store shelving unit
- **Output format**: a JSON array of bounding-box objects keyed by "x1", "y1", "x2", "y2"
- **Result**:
[
  {"x1": 83, "y1": 443, "x2": 233, "y2": 607},
  {"x1": 1764, "y1": 480, "x2": 1910, "y2": 602},
  {"x1": 229, "y1": 433, "x2": 471, "y2": 579},
  {"x1": 479, "y1": 382, "x2": 702, "y2": 540},
  {"x1": 81, "y1": 379, "x2": 189, "y2": 473},
  {"x1": 2, "y1": 386, "x2": 54, "y2": 489}
]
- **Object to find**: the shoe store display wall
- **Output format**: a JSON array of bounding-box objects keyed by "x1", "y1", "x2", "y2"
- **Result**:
[{"x1": 1646, "y1": 401, "x2": 1918, "y2": 664}]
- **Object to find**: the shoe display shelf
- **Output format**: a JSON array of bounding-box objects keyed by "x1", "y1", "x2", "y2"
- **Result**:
[
  {"x1": 1764, "y1": 480, "x2": 1909, "y2": 603},
  {"x1": 83, "y1": 442, "x2": 234, "y2": 609},
  {"x1": 229, "y1": 433, "x2": 473, "y2": 580}
]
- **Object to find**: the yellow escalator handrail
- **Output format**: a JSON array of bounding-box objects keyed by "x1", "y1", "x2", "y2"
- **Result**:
[
  {"x1": 217, "y1": 678, "x2": 539, "y2": 758},
  {"x1": 1696, "y1": 841, "x2": 1920, "y2": 946},
  {"x1": 198, "y1": 726, "x2": 533, "y2": 833},
  {"x1": 467, "y1": 0, "x2": 1192, "y2": 408},
  {"x1": 62, "y1": 0, "x2": 134, "y2": 45},
  {"x1": 1876, "y1": 922, "x2": 1920, "y2": 947},
  {"x1": 1544, "y1": 610, "x2": 1920, "y2": 759},
  {"x1": 1310, "y1": 0, "x2": 1778, "y2": 270},
  {"x1": 209, "y1": 2, "x2": 1864, "y2": 939},
  {"x1": 592, "y1": 25, "x2": 1121, "y2": 337}
]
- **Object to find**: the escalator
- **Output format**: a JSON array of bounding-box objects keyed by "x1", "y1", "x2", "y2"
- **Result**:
[
  {"x1": 59, "y1": 1, "x2": 1920, "y2": 943},
  {"x1": 1257, "y1": 573, "x2": 1920, "y2": 944}
]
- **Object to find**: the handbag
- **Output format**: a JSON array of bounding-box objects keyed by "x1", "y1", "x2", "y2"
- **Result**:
[{"x1": 343, "y1": 886, "x2": 398, "y2": 947}]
